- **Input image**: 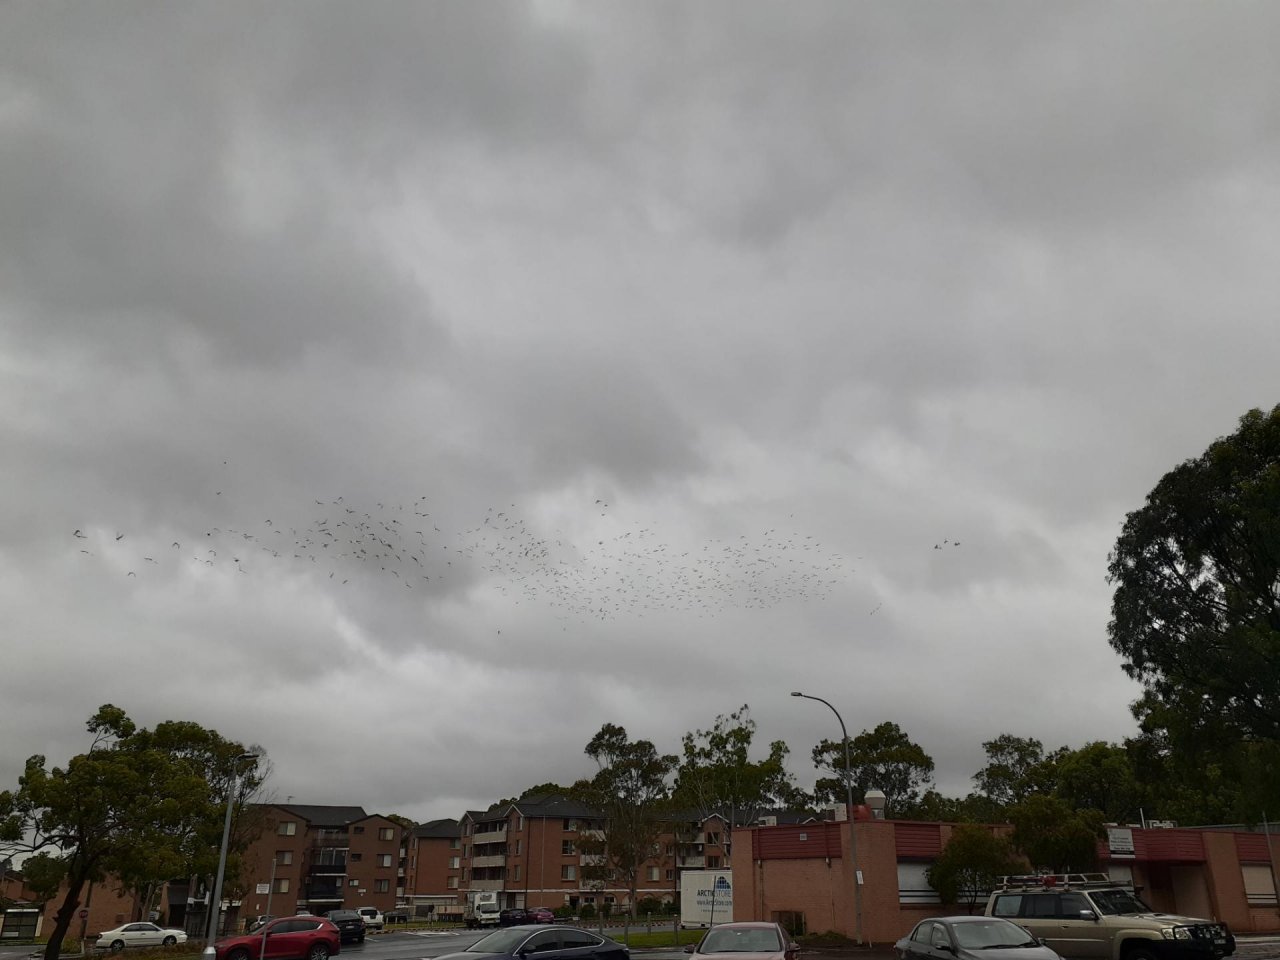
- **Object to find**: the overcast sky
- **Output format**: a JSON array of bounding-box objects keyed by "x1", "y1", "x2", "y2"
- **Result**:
[{"x1": 4, "y1": 1, "x2": 1280, "y2": 826}]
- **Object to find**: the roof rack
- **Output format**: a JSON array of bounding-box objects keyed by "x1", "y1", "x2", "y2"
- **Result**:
[{"x1": 997, "y1": 873, "x2": 1124, "y2": 891}]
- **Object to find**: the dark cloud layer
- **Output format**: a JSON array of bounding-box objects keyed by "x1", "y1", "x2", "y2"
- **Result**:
[{"x1": 3, "y1": 2, "x2": 1279, "y2": 821}]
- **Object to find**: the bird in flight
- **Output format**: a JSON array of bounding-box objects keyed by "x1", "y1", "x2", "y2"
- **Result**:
[{"x1": 74, "y1": 530, "x2": 86, "y2": 538}]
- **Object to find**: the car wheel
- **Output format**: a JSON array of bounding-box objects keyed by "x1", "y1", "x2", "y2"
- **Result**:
[
  {"x1": 110, "y1": 941, "x2": 125, "y2": 953},
  {"x1": 163, "y1": 937, "x2": 177, "y2": 947},
  {"x1": 227, "y1": 948, "x2": 251, "y2": 960},
  {"x1": 358, "y1": 935, "x2": 365, "y2": 943},
  {"x1": 308, "y1": 943, "x2": 330, "y2": 960}
]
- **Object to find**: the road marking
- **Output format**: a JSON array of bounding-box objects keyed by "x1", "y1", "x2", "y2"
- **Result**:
[{"x1": 410, "y1": 931, "x2": 461, "y2": 937}]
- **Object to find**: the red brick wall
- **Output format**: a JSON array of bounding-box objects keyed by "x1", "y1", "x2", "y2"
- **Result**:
[
  {"x1": 40, "y1": 878, "x2": 143, "y2": 943},
  {"x1": 347, "y1": 815, "x2": 401, "y2": 913},
  {"x1": 408, "y1": 835, "x2": 461, "y2": 900}
]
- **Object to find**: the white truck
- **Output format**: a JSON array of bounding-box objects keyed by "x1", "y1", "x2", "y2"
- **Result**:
[
  {"x1": 464, "y1": 891, "x2": 501, "y2": 929},
  {"x1": 680, "y1": 870, "x2": 733, "y2": 929}
]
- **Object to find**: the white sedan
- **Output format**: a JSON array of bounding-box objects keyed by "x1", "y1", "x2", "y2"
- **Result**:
[{"x1": 94, "y1": 922, "x2": 188, "y2": 951}]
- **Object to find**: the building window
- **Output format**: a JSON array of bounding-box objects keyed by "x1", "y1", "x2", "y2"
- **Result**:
[
  {"x1": 375, "y1": 879, "x2": 390, "y2": 893},
  {"x1": 665, "y1": 844, "x2": 674, "y2": 856},
  {"x1": 276, "y1": 851, "x2": 293, "y2": 866},
  {"x1": 450, "y1": 838, "x2": 460, "y2": 849},
  {"x1": 561, "y1": 866, "x2": 576, "y2": 881},
  {"x1": 354, "y1": 826, "x2": 365, "y2": 834},
  {"x1": 351, "y1": 853, "x2": 362, "y2": 862},
  {"x1": 514, "y1": 840, "x2": 522, "y2": 855},
  {"x1": 513, "y1": 865, "x2": 521, "y2": 881},
  {"x1": 378, "y1": 854, "x2": 392, "y2": 867},
  {"x1": 562, "y1": 840, "x2": 576, "y2": 855},
  {"x1": 447, "y1": 877, "x2": 459, "y2": 889},
  {"x1": 379, "y1": 827, "x2": 395, "y2": 841},
  {"x1": 275, "y1": 878, "x2": 289, "y2": 894},
  {"x1": 706, "y1": 832, "x2": 720, "y2": 845},
  {"x1": 1243, "y1": 865, "x2": 1278, "y2": 906},
  {"x1": 277, "y1": 821, "x2": 297, "y2": 836},
  {"x1": 449, "y1": 857, "x2": 460, "y2": 869},
  {"x1": 898, "y1": 862, "x2": 941, "y2": 905},
  {"x1": 517, "y1": 815, "x2": 524, "y2": 831},
  {"x1": 647, "y1": 867, "x2": 659, "y2": 882},
  {"x1": 665, "y1": 869, "x2": 674, "y2": 881},
  {"x1": 563, "y1": 818, "x2": 576, "y2": 831},
  {"x1": 349, "y1": 879, "x2": 359, "y2": 888},
  {"x1": 706, "y1": 857, "x2": 720, "y2": 869}
]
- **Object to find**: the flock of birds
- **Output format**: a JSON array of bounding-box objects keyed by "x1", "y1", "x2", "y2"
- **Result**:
[
  {"x1": 68, "y1": 493, "x2": 888, "y2": 621},
  {"x1": 72, "y1": 469, "x2": 965, "y2": 621}
]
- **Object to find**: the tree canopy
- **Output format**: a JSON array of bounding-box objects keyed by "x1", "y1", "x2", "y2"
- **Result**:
[
  {"x1": 673, "y1": 705, "x2": 805, "y2": 838},
  {"x1": 570, "y1": 723, "x2": 676, "y2": 918},
  {"x1": 0, "y1": 706, "x2": 266, "y2": 960},
  {"x1": 926, "y1": 824, "x2": 1022, "y2": 913},
  {"x1": 811, "y1": 721, "x2": 934, "y2": 816},
  {"x1": 1108, "y1": 405, "x2": 1280, "y2": 750}
]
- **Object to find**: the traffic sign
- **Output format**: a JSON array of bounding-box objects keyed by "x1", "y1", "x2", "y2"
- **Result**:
[{"x1": 78, "y1": 909, "x2": 88, "y2": 920}]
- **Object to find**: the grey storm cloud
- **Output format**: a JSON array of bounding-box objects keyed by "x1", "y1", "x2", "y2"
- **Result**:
[{"x1": 3, "y1": 1, "x2": 1280, "y2": 822}]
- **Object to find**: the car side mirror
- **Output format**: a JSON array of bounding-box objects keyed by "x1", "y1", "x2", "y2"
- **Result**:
[
  {"x1": 684, "y1": 946, "x2": 696, "y2": 954},
  {"x1": 1079, "y1": 911, "x2": 1098, "y2": 922}
]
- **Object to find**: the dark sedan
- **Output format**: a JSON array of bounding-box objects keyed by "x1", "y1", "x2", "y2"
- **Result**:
[
  {"x1": 896, "y1": 917, "x2": 1061, "y2": 960},
  {"x1": 499, "y1": 909, "x2": 532, "y2": 927},
  {"x1": 323, "y1": 911, "x2": 366, "y2": 945},
  {"x1": 435, "y1": 925, "x2": 629, "y2": 960}
]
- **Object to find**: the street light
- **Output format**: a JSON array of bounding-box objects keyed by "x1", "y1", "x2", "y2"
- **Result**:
[
  {"x1": 203, "y1": 753, "x2": 259, "y2": 960},
  {"x1": 791, "y1": 692, "x2": 862, "y2": 945}
]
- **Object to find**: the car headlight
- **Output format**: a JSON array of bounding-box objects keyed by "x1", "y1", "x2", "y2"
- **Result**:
[{"x1": 1160, "y1": 927, "x2": 1194, "y2": 940}]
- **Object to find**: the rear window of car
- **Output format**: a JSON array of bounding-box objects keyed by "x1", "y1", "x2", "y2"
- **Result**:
[
  {"x1": 561, "y1": 931, "x2": 603, "y2": 949},
  {"x1": 991, "y1": 895, "x2": 1022, "y2": 917}
]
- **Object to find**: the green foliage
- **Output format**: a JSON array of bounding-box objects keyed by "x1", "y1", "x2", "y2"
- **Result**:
[
  {"x1": 570, "y1": 723, "x2": 677, "y2": 918},
  {"x1": 1007, "y1": 795, "x2": 1105, "y2": 872},
  {"x1": 1054, "y1": 742, "x2": 1142, "y2": 823},
  {"x1": 1108, "y1": 405, "x2": 1280, "y2": 751},
  {"x1": 0, "y1": 705, "x2": 266, "y2": 960},
  {"x1": 926, "y1": 824, "x2": 1023, "y2": 913},
  {"x1": 636, "y1": 896, "x2": 664, "y2": 915},
  {"x1": 899, "y1": 790, "x2": 1003, "y2": 824},
  {"x1": 579, "y1": 902, "x2": 596, "y2": 920},
  {"x1": 811, "y1": 721, "x2": 933, "y2": 815},
  {"x1": 674, "y1": 705, "x2": 803, "y2": 841},
  {"x1": 972, "y1": 736, "x2": 1067, "y2": 808}
]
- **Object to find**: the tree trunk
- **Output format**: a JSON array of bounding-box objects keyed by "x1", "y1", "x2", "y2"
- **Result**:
[{"x1": 45, "y1": 872, "x2": 89, "y2": 960}]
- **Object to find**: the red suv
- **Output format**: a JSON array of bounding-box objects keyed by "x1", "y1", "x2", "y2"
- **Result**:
[{"x1": 213, "y1": 916, "x2": 341, "y2": 960}]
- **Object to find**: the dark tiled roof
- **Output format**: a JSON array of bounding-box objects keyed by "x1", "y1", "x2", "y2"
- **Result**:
[
  {"x1": 275, "y1": 804, "x2": 368, "y2": 827},
  {"x1": 413, "y1": 818, "x2": 461, "y2": 839},
  {"x1": 514, "y1": 794, "x2": 599, "y2": 818}
]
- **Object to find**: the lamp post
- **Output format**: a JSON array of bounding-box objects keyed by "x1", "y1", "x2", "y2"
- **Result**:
[
  {"x1": 203, "y1": 753, "x2": 259, "y2": 959},
  {"x1": 791, "y1": 692, "x2": 862, "y2": 945}
]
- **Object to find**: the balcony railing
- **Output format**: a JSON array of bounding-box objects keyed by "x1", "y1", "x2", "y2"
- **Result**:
[
  {"x1": 468, "y1": 878, "x2": 505, "y2": 891},
  {"x1": 678, "y1": 856, "x2": 705, "y2": 868},
  {"x1": 308, "y1": 863, "x2": 347, "y2": 876},
  {"x1": 473, "y1": 829, "x2": 507, "y2": 844},
  {"x1": 472, "y1": 855, "x2": 506, "y2": 868}
]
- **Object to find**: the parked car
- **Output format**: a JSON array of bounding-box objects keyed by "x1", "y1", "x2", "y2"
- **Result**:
[
  {"x1": 322, "y1": 911, "x2": 366, "y2": 944},
  {"x1": 247, "y1": 918, "x2": 276, "y2": 934},
  {"x1": 499, "y1": 909, "x2": 532, "y2": 927},
  {"x1": 384, "y1": 910, "x2": 411, "y2": 925},
  {"x1": 355, "y1": 908, "x2": 383, "y2": 931},
  {"x1": 437, "y1": 926, "x2": 629, "y2": 960},
  {"x1": 895, "y1": 917, "x2": 1060, "y2": 960},
  {"x1": 527, "y1": 908, "x2": 556, "y2": 924},
  {"x1": 212, "y1": 915, "x2": 341, "y2": 960},
  {"x1": 985, "y1": 877, "x2": 1235, "y2": 960},
  {"x1": 94, "y1": 923, "x2": 189, "y2": 951},
  {"x1": 686, "y1": 922, "x2": 797, "y2": 960}
]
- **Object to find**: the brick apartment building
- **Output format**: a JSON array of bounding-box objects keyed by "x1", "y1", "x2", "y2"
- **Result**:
[
  {"x1": 405, "y1": 819, "x2": 463, "y2": 919},
  {"x1": 234, "y1": 804, "x2": 406, "y2": 925},
  {"x1": 733, "y1": 816, "x2": 1280, "y2": 942}
]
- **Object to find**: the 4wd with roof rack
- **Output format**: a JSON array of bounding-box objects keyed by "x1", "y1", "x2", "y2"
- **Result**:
[{"x1": 985, "y1": 874, "x2": 1234, "y2": 960}]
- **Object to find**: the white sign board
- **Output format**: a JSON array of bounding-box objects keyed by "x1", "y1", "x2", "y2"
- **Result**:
[
  {"x1": 256, "y1": 884, "x2": 270, "y2": 894},
  {"x1": 1107, "y1": 826, "x2": 1135, "y2": 859}
]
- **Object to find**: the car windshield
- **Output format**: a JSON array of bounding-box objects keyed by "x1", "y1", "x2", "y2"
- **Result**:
[
  {"x1": 467, "y1": 929, "x2": 535, "y2": 953},
  {"x1": 951, "y1": 920, "x2": 1038, "y2": 950},
  {"x1": 1089, "y1": 890, "x2": 1151, "y2": 916},
  {"x1": 699, "y1": 927, "x2": 783, "y2": 953}
]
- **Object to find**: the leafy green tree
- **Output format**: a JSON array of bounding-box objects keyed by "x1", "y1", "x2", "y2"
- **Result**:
[
  {"x1": 900, "y1": 790, "x2": 1003, "y2": 824},
  {"x1": 973, "y1": 736, "x2": 1068, "y2": 807},
  {"x1": 0, "y1": 706, "x2": 265, "y2": 960},
  {"x1": 926, "y1": 824, "x2": 1023, "y2": 913},
  {"x1": 1054, "y1": 742, "x2": 1142, "y2": 823},
  {"x1": 570, "y1": 723, "x2": 677, "y2": 918},
  {"x1": 1007, "y1": 795, "x2": 1104, "y2": 873},
  {"x1": 1108, "y1": 405, "x2": 1280, "y2": 752},
  {"x1": 811, "y1": 721, "x2": 934, "y2": 816},
  {"x1": 673, "y1": 705, "x2": 803, "y2": 852}
]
